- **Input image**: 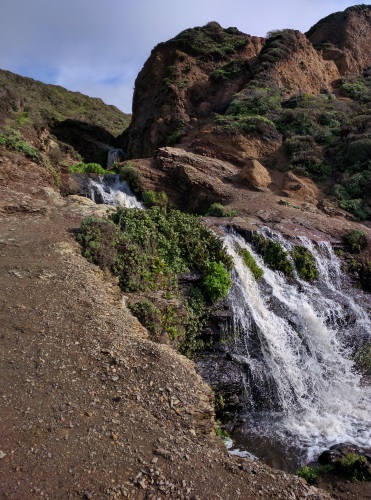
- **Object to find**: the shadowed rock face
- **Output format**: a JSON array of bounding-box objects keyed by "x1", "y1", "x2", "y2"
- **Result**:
[{"x1": 306, "y1": 5, "x2": 371, "y2": 75}]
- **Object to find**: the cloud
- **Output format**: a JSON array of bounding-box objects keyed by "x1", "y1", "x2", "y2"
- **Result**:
[{"x1": 0, "y1": 0, "x2": 361, "y2": 112}]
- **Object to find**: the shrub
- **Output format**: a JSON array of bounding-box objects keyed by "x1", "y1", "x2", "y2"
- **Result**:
[
  {"x1": 291, "y1": 245, "x2": 319, "y2": 281},
  {"x1": 180, "y1": 287, "x2": 208, "y2": 357},
  {"x1": 343, "y1": 229, "x2": 368, "y2": 253},
  {"x1": 69, "y1": 162, "x2": 108, "y2": 175}
]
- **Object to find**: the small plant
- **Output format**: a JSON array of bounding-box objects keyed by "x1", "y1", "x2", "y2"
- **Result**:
[
  {"x1": 343, "y1": 229, "x2": 368, "y2": 254},
  {"x1": 215, "y1": 420, "x2": 230, "y2": 440}
]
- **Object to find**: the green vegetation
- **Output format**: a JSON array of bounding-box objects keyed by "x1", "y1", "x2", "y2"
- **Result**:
[
  {"x1": 291, "y1": 246, "x2": 319, "y2": 281},
  {"x1": 69, "y1": 162, "x2": 109, "y2": 175},
  {"x1": 297, "y1": 465, "x2": 334, "y2": 484},
  {"x1": 77, "y1": 208, "x2": 233, "y2": 356},
  {"x1": 250, "y1": 234, "x2": 319, "y2": 281},
  {"x1": 206, "y1": 203, "x2": 237, "y2": 217},
  {"x1": 170, "y1": 22, "x2": 247, "y2": 60},
  {"x1": 0, "y1": 127, "x2": 40, "y2": 161},
  {"x1": 235, "y1": 243, "x2": 264, "y2": 280},
  {"x1": 343, "y1": 229, "x2": 368, "y2": 253},
  {"x1": 128, "y1": 299, "x2": 181, "y2": 341}
]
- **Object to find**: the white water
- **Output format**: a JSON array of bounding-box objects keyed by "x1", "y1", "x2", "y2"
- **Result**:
[
  {"x1": 88, "y1": 174, "x2": 143, "y2": 209},
  {"x1": 223, "y1": 230, "x2": 371, "y2": 464}
]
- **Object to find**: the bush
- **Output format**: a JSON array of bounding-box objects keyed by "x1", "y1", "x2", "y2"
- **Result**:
[
  {"x1": 69, "y1": 162, "x2": 108, "y2": 175},
  {"x1": 343, "y1": 229, "x2": 368, "y2": 253}
]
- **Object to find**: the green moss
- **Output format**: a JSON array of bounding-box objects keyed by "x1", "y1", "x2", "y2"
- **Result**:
[
  {"x1": 235, "y1": 243, "x2": 263, "y2": 280},
  {"x1": 117, "y1": 162, "x2": 142, "y2": 196},
  {"x1": 353, "y1": 343, "x2": 371, "y2": 376},
  {"x1": 252, "y1": 234, "x2": 294, "y2": 277},
  {"x1": 291, "y1": 246, "x2": 319, "y2": 281}
]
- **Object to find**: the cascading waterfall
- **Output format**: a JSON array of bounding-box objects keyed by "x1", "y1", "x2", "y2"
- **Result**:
[
  {"x1": 88, "y1": 174, "x2": 143, "y2": 209},
  {"x1": 223, "y1": 229, "x2": 371, "y2": 468}
]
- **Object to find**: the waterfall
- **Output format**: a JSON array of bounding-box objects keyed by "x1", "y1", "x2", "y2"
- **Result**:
[
  {"x1": 223, "y1": 230, "x2": 371, "y2": 466},
  {"x1": 107, "y1": 148, "x2": 125, "y2": 167},
  {"x1": 88, "y1": 174, "x2": 143, "y2": 209}
]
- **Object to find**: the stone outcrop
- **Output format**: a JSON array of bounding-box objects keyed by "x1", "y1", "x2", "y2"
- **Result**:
[{"x1": 306, "y1": 5, "x2": 371, "y2": 75}]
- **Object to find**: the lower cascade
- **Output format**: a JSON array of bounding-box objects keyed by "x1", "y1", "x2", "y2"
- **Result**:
[
  {"x1": 88, "y1": 174, "x2": 143, "y2": 209},
  {"x1": 221, "y1": 230, "x2": 371, "y2": 470}
]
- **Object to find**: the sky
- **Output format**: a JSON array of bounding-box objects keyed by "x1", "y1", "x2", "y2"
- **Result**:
[{"x1": 0, "y1": 1, "x2": 366, "y2": 113}]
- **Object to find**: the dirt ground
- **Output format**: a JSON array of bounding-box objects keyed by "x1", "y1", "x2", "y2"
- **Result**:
[{"x1": 0, "y1": 155, "x2": 369, "y2": 499}]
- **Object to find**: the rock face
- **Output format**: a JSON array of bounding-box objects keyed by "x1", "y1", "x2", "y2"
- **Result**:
[
  {"x1": 306, "y1": 5, "x2": 371, "y2": 75},
  {"x1": 119, "y1": 22, "x2": 264, "y2": 158}
]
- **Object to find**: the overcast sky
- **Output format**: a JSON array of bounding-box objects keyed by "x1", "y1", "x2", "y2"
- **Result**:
[{"x1": 0, "y1": 1, "x2": 365, "y2": 113}]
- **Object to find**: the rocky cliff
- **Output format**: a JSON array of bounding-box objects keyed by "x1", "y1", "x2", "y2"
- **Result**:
[{"x1": 120, "y1": 5, "x2": 371, "y2": 227}]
